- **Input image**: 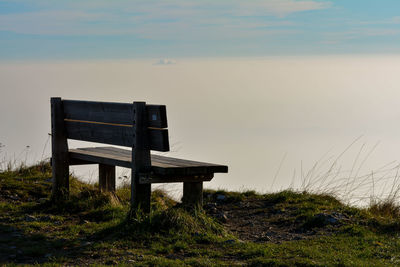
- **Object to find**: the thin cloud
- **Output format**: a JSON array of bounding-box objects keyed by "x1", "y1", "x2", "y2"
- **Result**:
[
  {"x1": 153, "y1": 59, "x2": 177, "y2": 65},
  {"x1": 321, "y1": 28, "x2": 400, "y2": 45},
  {"x1": 235, "y1": 0, "x2": 332, "y2": 17},
  {"x1": 0, "y1": 11, "x2": 114, "y2": 35},
  {"x1": 358, "y1": 16, "x2": 400, "y2": 25},
  {"x1": 0, "y1": 0, "x2": 331, "y2": 36}
]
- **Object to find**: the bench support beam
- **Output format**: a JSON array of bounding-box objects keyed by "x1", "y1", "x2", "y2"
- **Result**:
[
  {"x1": 99, "y1": 164, "x2": 116, "y2": 192},
  {"x1": 183, "y1": 182, "x2": 203, "y2": 209},
  {"x1": 51, "y1": 97, "x2": 70, "y2": 202},
  {"x1": 131, "y1": 102, "x2": 152, "y2": 213}
]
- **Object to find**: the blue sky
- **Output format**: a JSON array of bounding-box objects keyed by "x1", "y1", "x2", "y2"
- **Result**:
[{"x1": 1, "y1": 0, "x2": 400, "y2": 60}]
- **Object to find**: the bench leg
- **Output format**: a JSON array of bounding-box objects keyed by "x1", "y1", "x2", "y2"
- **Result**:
[
  {"x1": 132, "y1": 183, "x2": 151, "y2": 213},
  {"x1": 183, "y1": 182, "x2": 203, "y2": 209},
  {"x1": 99, "y1": 164, "x2": 116, "y2": 192},
  {"x1": 51, "y1": 157, "x2": 70, "y2": 202}
]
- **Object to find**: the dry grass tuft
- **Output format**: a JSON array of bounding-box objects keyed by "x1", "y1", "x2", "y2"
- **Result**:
[{"x1": 369, "y1": 198, "x2": 400, "y2": 218}]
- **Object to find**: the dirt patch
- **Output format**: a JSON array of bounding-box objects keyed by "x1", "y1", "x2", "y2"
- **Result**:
[{"x1": 205, "y1": 197, "x2": 348, "y2": 243}]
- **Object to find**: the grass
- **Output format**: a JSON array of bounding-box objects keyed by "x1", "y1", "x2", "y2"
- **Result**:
[{"x1": 1, "y1": 162, "x2": 400, "y2": 266}]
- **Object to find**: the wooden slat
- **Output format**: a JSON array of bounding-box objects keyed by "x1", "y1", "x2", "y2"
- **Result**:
[
  {"x1": 63, "y1": 100, "x2": 167, "y2": 128},
  {"x1": 69, "y1": 148, "x2": 132, "y2": 168},
  {"x1": 63, "y1": 100, "x2": 133, "y2": 125},
  {"x1": 69, "y1": 147, "x2": 228, "y2": 176},
  {"x1": 65, "y1": 121, "x2": 169, "y2": 151},
  {"x1": 91, "y1": 147, "x2": 225, "y2": 169},
  {"x1": 148, "y1": 128, "x2": 169, "y2": 152},
  {"x1": 69, "y1": 158, "x2": 95, "y2": 165},
  {"x1": 151, "y1": 154, "x2": 224, "y2": 167},
  {"x1": 139, "y1": 174, "x2": 213, "y2": 184},
  {"x1": 65, "y1": 120, "x2": 134, "y2": 147},
  {"x1": 146, "y1": 105, "x2": 168, "y2": 128}
]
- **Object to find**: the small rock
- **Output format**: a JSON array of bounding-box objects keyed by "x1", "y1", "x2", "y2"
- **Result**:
[
  {"x1": 25, "y1": 215, "x2": 37, "y2": 222},
  {"x1": 39, "y1": 215, "x2": 51, "y2": 222},
  {"x1": 204, "y1": 202, "x2": 217, "y2": 209},
  {"x1": 216, "y1": 194, "x2": 226, "y2": 201},
  {"x1": 82, "y1": 241, "x2": 92, "y2": 247},
  {"x1": 326, "y1": 216, "x2": 338, "y2": 224},
  {"x1": 215, "y1": 211, "x2": 228, "y2": 223},
  {"x1": 9, "y1": 195, "x2": 19, "y2": 201},
  {"x1": 315, "y1": 213, "x2": 340, "y2": 225},
  {"x1": 209, "y1": 207, "x2": 218, "y2": 213},
  {"x1": 127, "y1": 259, "x2": 136, "y2": 263}
]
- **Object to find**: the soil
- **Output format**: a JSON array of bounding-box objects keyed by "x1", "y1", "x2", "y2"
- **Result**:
[{"x1": 204, "y1": 198, "x2": 348, "y2": 243}]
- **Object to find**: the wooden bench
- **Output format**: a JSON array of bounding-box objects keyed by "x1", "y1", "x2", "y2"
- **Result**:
[{"x1": 50, "y1": 98, "x2": 228, "y2": 212}]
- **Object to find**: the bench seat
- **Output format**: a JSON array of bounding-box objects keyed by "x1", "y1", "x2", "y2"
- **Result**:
[{"x1": 69, "y1": 146, "x2": 228, "y2": 184}]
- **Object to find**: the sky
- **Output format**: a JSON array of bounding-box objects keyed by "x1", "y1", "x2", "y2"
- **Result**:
[{"x1": 1, "y1": 0, "x2": 400, "y2": 60}]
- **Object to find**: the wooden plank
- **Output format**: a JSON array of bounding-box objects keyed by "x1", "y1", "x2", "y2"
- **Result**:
[
  {"x1": 63, "y1": 100, "x2": 133, "y2": 125},
  {"x1": 65, "y1": 121, "x2": 169, "y2": 151},
  {"x1": 99, "y1": 164, "x2": 116, "y2": 192},
  {"x1": 131, "y1": 102, "x2": 152, "y2": 213},
  {"x1": 63, "y1": 100, "x2": 167, "y2": 128},
  {"x1": 151, "y1": 154, "x2": 227, "y2": 168},
  {"x1": 51, "y1": 97, "x2": 70, "y2": 202},
  {"x1": 65, "y1": 120, "x2": 134, "y2": 147},
  {"x1": 91, "y1": 147, "x2": 224, "y2": 169},
  {"x1": 69, "y1": 146, "x2": 227, "y2": 176},
  {"x1": 150, "y1": 154, "x2": 228, "y2": 175},
  {"x1": 70, "y1": 148, "x2": 195, "y2": 176},
  {"x1": 151, "y1": 165, "x2": 207, "y2": 176},
  {"x1": 182, "y1": 182, "x2": 203, "y2": 208},
  {"x1": 148, "y1": 128, "x2": 169, "y2": 152},
  {"x1": 139, "y1": 174, "x2": 213, "y2": 184},
  {"x1": 69, "y1": 158, "x2": 96, "y2": 165},
  {"x1": 69, "y1": 149, "x2": 132, "y2": 168},
  {"x1": 146, "y1": 105, "x2": 167, "y2": 128}
]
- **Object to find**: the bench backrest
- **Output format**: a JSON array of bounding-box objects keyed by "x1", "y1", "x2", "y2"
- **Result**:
[{"x1": 51, "y1": 98, "x2": 169, "y2": 152}]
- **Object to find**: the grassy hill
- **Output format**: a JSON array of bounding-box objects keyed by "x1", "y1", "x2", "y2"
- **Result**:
[{"x1": 1, "y1": 162, "x2": 400, "y2": 266}]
